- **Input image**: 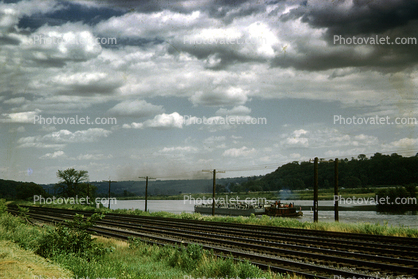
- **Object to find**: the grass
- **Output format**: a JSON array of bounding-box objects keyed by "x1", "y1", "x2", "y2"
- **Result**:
[
  {"x1": 0, "y1": 199, "x2": 292, "y2": 279},
  {"x1": 0, "y1": 240, "x2": 73, "y2": 279}
]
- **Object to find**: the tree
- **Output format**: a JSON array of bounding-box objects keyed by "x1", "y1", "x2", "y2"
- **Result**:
[
  {"x1": 358, "y1": 154, "x2": 367, "y2": 161},
  {"x1": 343, "y1": 176, "x2": 362, "y2": 188},
  {"x1": 56, "y1": 168, "x2": 89, "y2": 197}
]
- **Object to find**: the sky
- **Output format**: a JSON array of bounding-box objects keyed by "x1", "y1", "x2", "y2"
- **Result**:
[{"x1": 1, "y1": 0, "x2": 418, "y2": 184}]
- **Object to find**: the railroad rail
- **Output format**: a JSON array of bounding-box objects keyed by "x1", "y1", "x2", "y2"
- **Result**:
[{"x1": 7, "y1": 205, "x2": 418, "y2": 279}]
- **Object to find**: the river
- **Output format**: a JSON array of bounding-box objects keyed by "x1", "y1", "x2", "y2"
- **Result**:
[{"x1": 103, "y1": 199, "x2": 418, "y2": 229}]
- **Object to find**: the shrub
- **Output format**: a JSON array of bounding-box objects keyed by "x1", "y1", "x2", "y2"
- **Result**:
[
  {"x1": 36, "y1": 213, "x2": 109, "y2": 260},
  {"x1": 0, "y1": 199, "x2": 6, "y2": 215}
]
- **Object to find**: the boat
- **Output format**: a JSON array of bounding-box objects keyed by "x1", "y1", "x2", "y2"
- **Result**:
[
  {"x1": 264, "y1": 201, "x2": 303, "y2": 217},
  {"x1": 194, "y1": 200, "x2": 303, "y2": 217},
  {"x1": 194, "y1": 202, "x2": 265, "y2": 216}
]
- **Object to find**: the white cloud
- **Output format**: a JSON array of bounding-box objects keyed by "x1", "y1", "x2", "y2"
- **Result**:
[
  {"x1": 381, "y1": 138, "x2": 418, "y2": 154},
  {"x1": 42, "y1": 128, "x2": 112, "y2": 143},
  {"x1": 39, "y1": 150, "x2": 65, "y2": 159},
  {"x1": 8, "y1": 126, "x2": 25, "y2": 133},
  {"x1": 283, "y1": 129, "x2": 309, "y2": 148},
  {"x1": 159, "y1": 146, "x2": 198, "y2": 153},
  {"x1": 95, "y1": 10, "x2": 206, "y2": 38},
  {"x1": 17, "y1": 128, "x2": 111, "y2": 149},
  {"x1": 76, "y1": 154, "x2": 113, "y2": 160},
  {"x1": 203, "y1": 136, "x2": 226, "y2": 145},
  {"x1": 3, "y1": 97, "x2": 26, "y2": 105},
  {"x1": 124, "y1": 112, "x2": 184, "y2": 129},
  {"x1": 108, "y1": 100, "x2": 164, "y2": 117},
  {"x1": 190, "y1": 87, "x2": 249, "y2": 107},
  {"x1": 223, "y1": 146, "x2": 256, "y2": 157},
  {"x1": 216, "y1": 105, "x2": 251, "y2": 116},
  {"x1": 0, "y1": 110, "x2": 40, "y2": 123},
  {"x1": 24, "y1": 22, "x2": 103, "y2": 62},
  {"x1": 39, "y1": 125, "x2": 57, "y2": 132}
]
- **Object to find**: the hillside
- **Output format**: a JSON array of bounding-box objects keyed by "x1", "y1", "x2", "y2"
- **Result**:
[{"x1": 238, "y1": 153, "x2": 418, "y2": 192}]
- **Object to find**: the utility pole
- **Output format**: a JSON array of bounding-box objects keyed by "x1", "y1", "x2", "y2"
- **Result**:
[
  {"x1": 139, "y1": 176, "x2": 156, "y2": 212},
  {"x1": 313, "y1": 157, "x2": 319, "y2": 223},
  {"x1": 334, "y1": 158, "x2": 339, "y2": 222},
  {"x1": 202, "y1": 169, "x2": 225, "y2": 216},
  {"x1": 102, "y1": 179, "x2": 117, "y2": 209}
]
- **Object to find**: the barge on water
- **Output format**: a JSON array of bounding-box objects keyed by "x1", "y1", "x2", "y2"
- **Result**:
[
  {"x1": 194, "y1": 202, "x2": 265, "y2": 216},
  {"x1": 194, "y1": 200, "x2": 303, "y2": 217},
  {"x1": 264, "y1": 201, "x2": 303, "y2": 217}
]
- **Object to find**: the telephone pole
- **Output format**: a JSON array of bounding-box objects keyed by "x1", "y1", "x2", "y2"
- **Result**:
[
  {"x1": 313, "y1": 157, "x2": 319, "y2": 222},
  {"x1": 202, "y1": 169, "x2": 225, "y2": 216},
  {"x1": 139, "y1": 176, "x2": 156, "y2": 212},
  {"x1": 334, "y1": 158, "x2": 339, "y2": 222},
  {"x1": 102, "y1": 179, "x2": 117, "y2": 209}
]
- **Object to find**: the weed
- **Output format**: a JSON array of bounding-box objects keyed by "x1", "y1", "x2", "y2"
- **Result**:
[{"x1": 36, "y1": 213, "x2": 108, "y2": 260}]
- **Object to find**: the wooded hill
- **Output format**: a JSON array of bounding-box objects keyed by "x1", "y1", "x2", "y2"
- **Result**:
[
  {"x1": 235, "y1": 153, "x2": 418, "y2": 192},
  {"x1": 0, "y1": 179, "x2": 48, "y2": 199},
  {"x1": 1, "y1": 153, "x2": 417, "y2": 199}
]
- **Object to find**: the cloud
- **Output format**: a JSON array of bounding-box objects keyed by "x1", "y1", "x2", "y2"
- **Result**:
[
  {"x1": 381, "y1": 137, "x2": 418, "y2": 154},
  {"x1": 39, "y1": 150, "x2": 66, "y2": 159},
  {"x1": 159, "y1": 146, "x2": 198, "y2": 153},
  {"x1": 42, "y1": 128, "x2": 112, "y2": 143},
  {"x1": 223, "y1": 146, "x2": 255, "y2": 157},
  {"x1": 216, "y1": 105, "x2": 251, "y2": 116},
  {"x1": 190, "y1": 87, "x2": 249, "y2": 106},
  {"x1": 50, "y1": 71, "x2": 124, "y2": 96},
  {"x1": 273, "y1": 0, "x2": 418, "y2": 72},
  {"x1": 3, "y1": 97, "x2": 26, "y2": 105},
  {"x1": 107, "y1": 99, "x2": 164, "y2": 117},
  {"x1": 203, "y1": 136, "x2": 226, "y2": 145},
  {"x1": 283, "y1": 129, "x2": 309, "y2": 148},
  {"x1": 17, "y1": 128, "x2": 111, "y2": 149},
  {"x1": 95, "y1": 10, "x2": 206, "y2": 39},
  {"x1": 76, "y1": 153, "x2": 113, "y2": 160},
  {"x1": 123, "y1": 112, "x2": 184, "y2": 129},
  {"x1": 8, "y1": 126, "x2": 25, "y2": 133},
  {"x1": 0, "y1": 110, "x2": 40, "y2": 123}
]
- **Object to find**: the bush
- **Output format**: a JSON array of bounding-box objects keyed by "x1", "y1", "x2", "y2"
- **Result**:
[
  {"x1": 36, "y1": 213, "x2": 109, "y2": 260},
  {"x1": 0, "y1": 199, "x2": 6, "y2": 215},
  {"x1": 168, "y1": 243, "x2": 204, "y2": 272}
]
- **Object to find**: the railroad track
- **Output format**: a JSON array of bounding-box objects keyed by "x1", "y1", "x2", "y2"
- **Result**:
[{"x1": 7, "y1": 205, "x2": 418, "y2": 279}]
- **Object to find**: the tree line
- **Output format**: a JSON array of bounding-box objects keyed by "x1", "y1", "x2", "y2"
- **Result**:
[{"x1": 228, "y1": 153, "x2": 418, "y2": 192}]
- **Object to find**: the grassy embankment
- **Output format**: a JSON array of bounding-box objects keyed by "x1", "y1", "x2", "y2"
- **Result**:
[
  {"x1": 117, "y1": 188, "x2": 380, "y2": 201},
  {"x1": 0, "y1": 199, "x2": 291, "y2": 279},
  {"x1": 12, "y1": 199, "x2": 418, "y2": 238}
]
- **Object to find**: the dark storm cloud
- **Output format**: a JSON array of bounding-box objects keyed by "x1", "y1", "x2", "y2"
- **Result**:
[
  {"x1": 18, "y1": 1, "x2": 125, "y2": 30},
  {"x1": 0, "y1": 36, "x2": 20, "y2": 45},
  {"x1": 271, "y1": 43, "x2": 417, "y2": 72},
  {"x1": 93, "y1": 0, "x2": 267, "y2": 23},
  {"x1": 297, "y1": 0, "x2": 418, "y2": 38},
  {"x1": 273, "y1": 0, "x2": 418, "y2": 72},
  {"x1": 168, "y1": 42, "x2": 264, "y2": 70}
]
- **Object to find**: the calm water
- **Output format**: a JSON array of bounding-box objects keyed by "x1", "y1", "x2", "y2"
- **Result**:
[{"x1": 104, "y1": 199, "x2": 418, "y2": 229}]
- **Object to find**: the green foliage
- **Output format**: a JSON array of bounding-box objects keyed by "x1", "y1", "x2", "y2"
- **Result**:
[
  {"x1": 241, "y1": 153, "x2": 418, "y2": 191},
  {"x1": 36, "y1": 213, "x2": 108, "y2": 260},
  {"x1": 376, "y1": 186, "x2": 418, "y2": 213},
  {"x1": 16, "y1": 205, "x2": 31, "y2": 223},
  {"x1": 55, "y1": 168, "x2": 90, "y2": 197},
  {"x1": 0, "y1": 179, "x2": 48, "y2": 200},
  {"x1": 0, "y1": 212, "x2": 43, "y2": 250},
  {"x1": 168, "y1": 244, "x2": 204, "y2": 271},
  {"x1": 0, "y1": 198, "x2": 7, "y2": 215}
]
